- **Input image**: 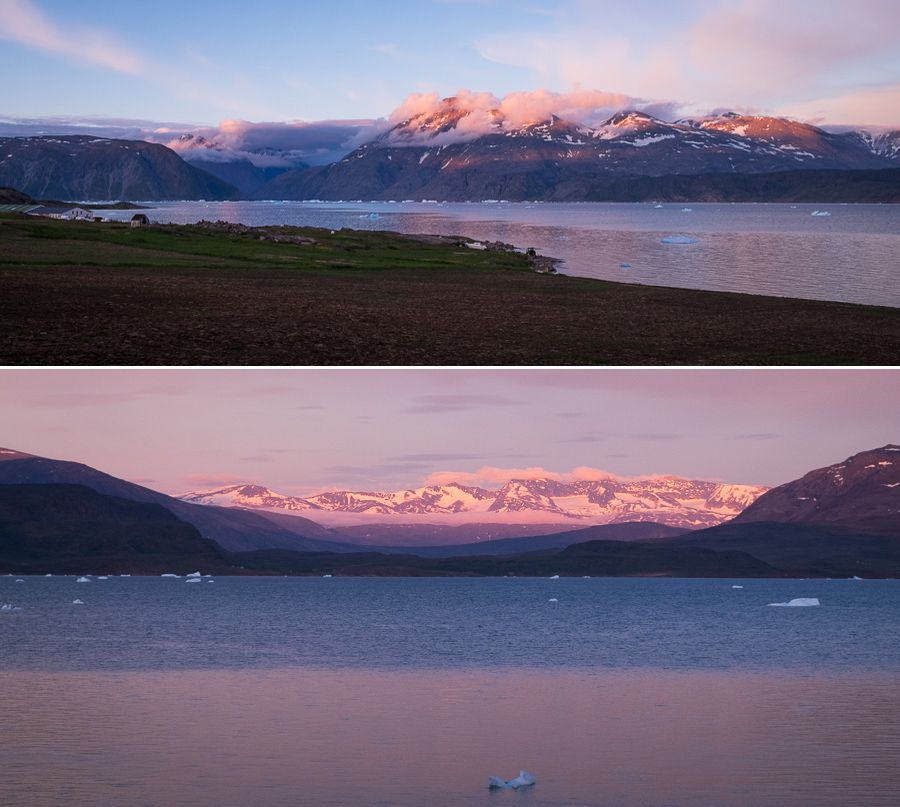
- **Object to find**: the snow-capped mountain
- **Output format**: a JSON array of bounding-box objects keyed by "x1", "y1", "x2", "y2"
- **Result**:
[
  {"x1": 255, "y1": 99, "x2": 898, "y2": 201},
  {"x1": 179, "y1": 476, "x2": 768, "y2": 530}
]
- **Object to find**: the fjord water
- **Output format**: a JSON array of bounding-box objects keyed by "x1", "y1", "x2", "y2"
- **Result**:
[
  {"x1": 2, "y1": 577, "x2": 899, "y2": 807},
  {"x1": 103, "y1": 201, "x2": 900, "y2": 307}
]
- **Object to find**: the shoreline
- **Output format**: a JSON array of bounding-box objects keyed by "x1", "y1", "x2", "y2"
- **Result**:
[{"x1": 1, "y1": 214, "x2": 898, "y2": 365}]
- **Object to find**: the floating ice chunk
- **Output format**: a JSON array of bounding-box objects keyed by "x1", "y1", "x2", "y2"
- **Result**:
[
  {"x1": 45, "y1": 573, "x2": 53, "y2": 577},
  {"x1": 488, "y1": 771, "x2": 535, "y2": 790},
  {"x1": 97, "y1": 576, "x2": 109, "y2": 580},
  {"x1": 850, "y1": 576, "x2": 863, "y2": 580},
  {"x1": 548, "y1": 598, "x2": 559, "y2": 602},
  {"x1": 653, "y1": 204, "x2": 664, "y2": 208},
  {"x1": 322, "y1": 574, "x2": 333, "y2": 578},
  {"x1": 661, "y1": 235, "x2": 700, "y2": 245},
  {"x1": 732, "y1": 585, "x2": 744, "y2": 589},
  {"x1": 207, "y1": 580, "x2": 215, "y2": 583},
  {"x1": 15, "y1": 579, "x2": 24, "y2": 583},
  {"x1": 811, "y1": 210, "x2": 831, "y2": 217},
  {"x1": 507, "y1": 771, "x2": 536, "y2": 789},
  {"x1": 768, "y1": 598, "x2": 820, "y2": 607},
  {"x1": 160, "y1": 573, "x2": 180, "y2": 578},
  {"x1": 184, "y1": 577, "x2": 202, "y2": 583},
  {"x1": 72, "y1": 599, "x2": 84, "y2": 605},
  {"x1": 76, "y1": 576, "x2": 91, "y2": 583},
  {"x1": 186, "y1": 572, "x2": 202, "y2": 578},
  {"x1": 681, "y1": 207, "x2": 693, "y2": 212},
  {"x1": 1, "y1": 603, "x2": 22, "y2": 612},
  {"x1": 549, "y1": 574, "x2": 560, "y2": 579}
]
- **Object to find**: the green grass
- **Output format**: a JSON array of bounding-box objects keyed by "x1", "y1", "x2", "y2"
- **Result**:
[{"x1": 1, "y1": 215, "x2": 530, "y2": 273}]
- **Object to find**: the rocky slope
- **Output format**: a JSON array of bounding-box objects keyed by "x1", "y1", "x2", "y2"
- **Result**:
[
  {"x1": 731, "y1": 445, "x2": 900, "y2": 534},
  {"x1": 254, "y1": 102, "x2": 898, "y2": 201},
  {"x1": 0, "y1": 136, "x2": 236, "y2": 201},
  {"x1": 180, "y1": 476, "x2": 767, "y2": 530}
]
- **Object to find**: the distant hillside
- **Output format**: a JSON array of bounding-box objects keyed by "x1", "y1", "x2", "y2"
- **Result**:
[
  {"x1": 0, "y1": 450, "x2": 355, "y2": 553},
  {"x1": 0, "y1": 483, "x2": 230, "y2": 574},
  {"x1": 232, "y1": 539, "x2": 781, "y2": 578},
  {"x1": 0, "y1": 136, "x2": 237, "y2": 201},
  {"x1": 670, "y1": 445, "x2": 900, "y2": 577}
]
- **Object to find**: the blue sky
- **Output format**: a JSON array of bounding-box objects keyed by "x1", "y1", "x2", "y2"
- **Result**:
[
  {"x1": 1, "y1": 369, "x2": 897, "y2": 495},
  {"x1": 1, "y1": 0, "x2": 898, "y2": 126}
]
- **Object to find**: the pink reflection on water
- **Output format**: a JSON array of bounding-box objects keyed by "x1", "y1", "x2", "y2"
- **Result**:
[{"x1": 1, "y1": 668, "x2": 899, "y2": 807}]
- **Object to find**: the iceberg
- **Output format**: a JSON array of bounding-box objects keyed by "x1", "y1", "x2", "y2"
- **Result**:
[
  {"x1": 549, "y1": 574, "x2": 560, "y2": 579},
  {"x1": 186, "y1": 571, "x2": 202, "y2": 578},
  {"x1": 851, "y1": 576, "x2": 863, "y2": 580},
  {"x1": 732, "y1": 585, "x2": 744, "y2": 589},
  {"x1": 160, "y1": 573, "x2": 180, "y2": 578},
  {"x1": 548, "y1": 598, "x2": 559, "y2": 603},
  {"x1": 681, "y1": 207, "x2": 693, "y2": 212},
  {"x1": 661, "y1": 235, "x2": 700, "y2": 245},
  {"x1": 97, "y1": 576, "x2": 109, "y2": 580},
  {"x1": 1, "y1": 603, "x2": 22, "y2": 612},
  {"x1": 811, "y1": 210, "x2": 832, "y2": 217},
  {"x1": 72, "y1": 599, "x2": 84, "y2": 605},
  {"x1": 488, "y1": 771, "x2": 536, "y2": 790},
  {"x1": 15, "y1": 579, "x2": 24, "y2": 583},
  {"x1": 76, "y1": 576, "x2": 91, "y2": 583},
  {"x1": 184, "y1": 578, "x2": 202, "y2": 583},
  {"x1": 768, "y1": 598, "x2": 820, "y2": 607}
]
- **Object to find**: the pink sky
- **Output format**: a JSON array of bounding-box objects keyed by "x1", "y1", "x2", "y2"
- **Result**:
[{"x1": 0, "y1": 369, "x2": 897, "y2": 496}]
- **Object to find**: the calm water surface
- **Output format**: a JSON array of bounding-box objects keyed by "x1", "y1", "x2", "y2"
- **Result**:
[
  {"x1": 2, "y1": 576, "x2": 899, "y2": 806},
  {"x1": 102, "y1": 201, "x2": 900, "y2": 307}
]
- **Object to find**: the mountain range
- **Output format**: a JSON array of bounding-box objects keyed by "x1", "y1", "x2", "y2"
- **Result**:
[
  {"x1": 1, "y1": 101, "x2": 898, "y2": 201},
  {"x1": 179, "y1": 476, "x2": 766, "y2": 530},
  {"x1": 0, "y1": 445, "x2": 897, "y2": 576},
  {"x1": 257, "y1": 105, "x2": 900, "y2": 201}
]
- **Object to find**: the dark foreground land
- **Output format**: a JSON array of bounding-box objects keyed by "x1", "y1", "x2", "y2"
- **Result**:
[{"x1": 2, "y1": 215, "x2": 898, "y2": 365}]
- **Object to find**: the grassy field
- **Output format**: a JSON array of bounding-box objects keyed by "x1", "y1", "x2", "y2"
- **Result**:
[{"x1": 2, "y1": 214, "x2": 898, "y2": 365}]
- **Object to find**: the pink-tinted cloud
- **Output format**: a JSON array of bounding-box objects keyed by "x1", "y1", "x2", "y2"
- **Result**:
[
  {"x1": 0, "y1": 0, "x2": 143, "y2": 74},
  {"x1": 477, "y1": 0, "x2": 900, "y2": 124},
  {"x1": 425, "y1": 465, "x2": 621, "y2": 486},
  {"x1": 387, "y1": 87, "x2": 680, "y2": 144}
]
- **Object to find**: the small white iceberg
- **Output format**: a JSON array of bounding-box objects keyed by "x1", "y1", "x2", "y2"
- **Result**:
[
  {"x1": 548, "y1": 598, "x2": 559, "y2": 603},
  {"x1": 549, "y1": 574, "x2": 560, "y2": 580},
  {"x1": 681, "y1": 207, "x2": 693, "y2": 212},
  {"x1": 1, "y1": 603, "x2": 22, "y2": 612},
  {"x1": 850, "y1": 576, "x2": 863, "y2": 580},
  {"x1": 72, "y1": 599, "x2": 84, "y2": 605},
  {"x1": 184, "y1": 577, "x2": 202, "y2": 583},
  {"x1": 76, "y1": 576, "x2": 91, "y2": 583},
  {"x1": 186, "y1": 571, "x2": 202, "y2": 578},
  {"x1": 811, "y1": 210, "x2": 832, "y2": 217},
  {"x1": 661, "y1": 235, "x2": 700, "y2": 245},
  {"x1": 160, "y1": 573, "x2": 181, "y2": 578},
  {"x1": 489, "y1": 771, "x2": 536, "y2": 790},
  {"x1": 732, "y1": 585, "x2": 744, "y2": 589},
  {"x1": 768, "y1": 598, "x2": 820, "y2": 607},
  {"x1": 97, "y1": 576, "x2": 109, "y2": 580},
  {"x1": 15, "y1": 578, "x2": 24, "y2": 583}
]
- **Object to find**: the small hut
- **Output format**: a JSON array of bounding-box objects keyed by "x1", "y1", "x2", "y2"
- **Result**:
[{"x1": 130, "y1": 213, "x2": 150, "y2": 228}]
